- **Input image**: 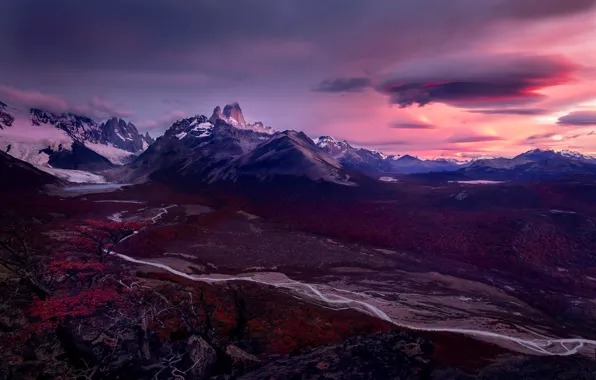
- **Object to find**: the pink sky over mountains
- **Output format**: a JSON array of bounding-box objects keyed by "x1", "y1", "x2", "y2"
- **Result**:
[{"x1": 1, "y1": 0, "x2": 595, "y2": 158}]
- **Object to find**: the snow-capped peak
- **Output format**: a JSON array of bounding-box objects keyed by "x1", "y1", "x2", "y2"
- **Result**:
[{"x1": 560, "y1": 149, "x2": 594, "y2": 161}]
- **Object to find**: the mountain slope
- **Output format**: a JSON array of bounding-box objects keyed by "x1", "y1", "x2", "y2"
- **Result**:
[
  {"x1": 315, "y1": 136, "x2": 387, "y2": 173},
  {"x1": 209, "y1": 131, "x2": 356, "y2": 186},
  {"x1": 0, "y1": 150, "x2": 60, "y2": 193}
]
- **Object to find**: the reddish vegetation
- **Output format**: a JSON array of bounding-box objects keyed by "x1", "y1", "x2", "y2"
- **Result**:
[
  {"x1": 142, "y1": 271, "x2": 392, "y2": 356},
  {"x1": 229, "y1": 181, "x2": 596, "y2": 273}
]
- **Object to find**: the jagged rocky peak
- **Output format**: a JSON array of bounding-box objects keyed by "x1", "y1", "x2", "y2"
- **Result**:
[
  {"x1": 144, "y1": 131, "x2": 155, "y2": 144},
  {"x1": 209, "y1": 103, "x2": 275, "y2": 135},
  {"x1": 209, "y1": 106, "x2": 223, "y2": 124},
  {"x1": 164, "y1": 115, "x2": 211, "y2": 139},
  {"x1": 223, "y1": 102, "x2": 246, "y2": 127},
  {"x1": 99, "y1": 117, "x2": 152, "y2": 153}
]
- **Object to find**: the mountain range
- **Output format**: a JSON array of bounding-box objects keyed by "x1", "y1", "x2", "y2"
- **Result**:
[{"x1": 2, "y1": 100, "x2": 596, "y2": 187}]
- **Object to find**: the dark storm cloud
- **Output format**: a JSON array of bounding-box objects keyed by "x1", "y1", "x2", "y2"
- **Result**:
[
  {"x1": 313, "y1": 78, "x2": 372, "y2": 93},
  {"x1": 467, "y1": 108, "x2": 549, "y2": 115},
  {"x1": 390, "y1": 123, "x2": 437, "y2": 129},
  {"x1": 557, "y1": 111, "x2": 596, "y2": 126},
  {"x1": 376, "y1": 54, "x2": 578, "y2": 108},
  {"x1": 447, "y1": 134, "x2": 504, "y2": 143}
]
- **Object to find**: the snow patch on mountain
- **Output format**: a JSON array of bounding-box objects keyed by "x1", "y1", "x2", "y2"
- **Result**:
[
  {"x1": 85, "y1": 142, "x2": 137, "y2": 165},
  {"x1": 36, "y1": 166, "x2": 106, "y2": 183},
  {"x1": 0, "y1": 111, "x2": 74, "y2": 165}
]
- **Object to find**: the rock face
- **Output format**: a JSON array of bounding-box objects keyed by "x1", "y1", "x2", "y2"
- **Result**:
[
  {"x1": 222, "y1": 103, "x2": 247, "y2": 127},
  {"x1": 233, "y1": 331, "x2": 434, "y2": 380},
  {"x1": 187, "y1": 336, "x2": 217, "y2": 379}
]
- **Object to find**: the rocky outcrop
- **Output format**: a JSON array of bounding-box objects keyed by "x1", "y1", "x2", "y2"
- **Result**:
[
  {"x1": 187, "y1": 336, "x2": 217, "y2": 379},
  {"x1": 232, "y1": 331, "x2": 434, "y2": 379}
]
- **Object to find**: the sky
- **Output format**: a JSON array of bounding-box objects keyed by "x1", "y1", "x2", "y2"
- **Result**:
[{"x1": 1, "y1": 0, "x2": 595, "y2": 158}]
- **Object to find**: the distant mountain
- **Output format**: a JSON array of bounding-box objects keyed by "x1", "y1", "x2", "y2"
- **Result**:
[
  {"x1": 315, "y1": 136, "x2": 387, "y2": 173},
  {"x1": 515, "y1": 148, "x2": 596, "y2": 164},
  {"x1": 315, "y1": 136, "x2": 464, "y2": 175},
  {"x1": 0, "y1": 102, "x2": 154, "y2": 169},
  {"x1": 459, "y1": 148, "x2": 596, "y2": 180},
  {"x1": 0, "y1": 150, "x2": 60, "y2": 193},
  {"x1": 383, "y1": 154, "x2": 463, "y2": 174}
]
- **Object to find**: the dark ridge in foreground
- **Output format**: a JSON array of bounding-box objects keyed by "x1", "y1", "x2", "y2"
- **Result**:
[{"x1": 0, "y1": 150, "x2": 60, "y2": 193}]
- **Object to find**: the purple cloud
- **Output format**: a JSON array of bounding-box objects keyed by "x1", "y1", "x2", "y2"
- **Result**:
[
  {"x1": 313, "y1": 77, "x2": 372, "y2": 93},
  {"x1": 525, "y1": 132, "x2": 557, "y2": 141},
  {"x1": 447, "y1": 133, "x2": 503, "y2": 143},
  {"x1": 468, "y1": 108, "x2": 549, "y2": 115},
  {"x1": 390, "y1": 122, "x2": 437, "y2": 129},
  {"x1": 557, "y1": 111, "x2": 596, "y2": 126},
  {"x1": 376, "y1": 54, "x2": 578, "y2": 108}
]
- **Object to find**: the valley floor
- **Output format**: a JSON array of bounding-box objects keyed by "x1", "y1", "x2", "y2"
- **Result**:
[{"x1": 2, "y1": 179, "x2": 596, "y2": 379}]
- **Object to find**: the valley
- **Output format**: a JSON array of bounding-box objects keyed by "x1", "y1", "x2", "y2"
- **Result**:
[{"x1": 2, "y1": 102, "x2": 596, "y2": 378}]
